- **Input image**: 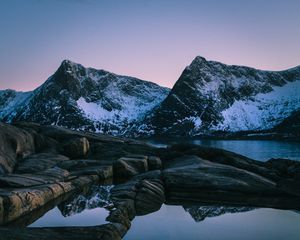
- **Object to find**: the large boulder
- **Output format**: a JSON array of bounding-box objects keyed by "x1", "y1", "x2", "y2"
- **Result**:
[
  {"x1": 168, "y1": 144, "x2": 280, "y2": 181},
  {"x1": 0, "y1": 123, "x2": 35, "y2": 174},
  {"x1": 62, "y1": 137, "x2": 90, "y2": 159},
  {"x1": 110, "y1": 179, "x2": 165, "y2": 216},
  {"x1": 135, "y1": 179, "x2": 165, "y2": 215},
  {"x1": 162, "y1": 155, "x2": 295, "y2": 207}
]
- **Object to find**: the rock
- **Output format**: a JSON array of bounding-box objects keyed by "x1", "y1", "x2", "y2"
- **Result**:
[
  {"x1": 62, "y1": 137, "x2": 90, "y2": 159},
  {"x1": 110, "y1": 222, "x2": 128, "y2": 239},
  {"x1": 70, "y1": 166, "x2": 113, "y2": 179},
  {"x1": 266, "y1": 158, "x2": 300, "y2": 179},
  {"x1": 113, "y1": 156, "x2": 148, "y2": 179},
  {"x1": 135, "y1": 179, "x2": 165, "y2": 215},
  {"x1": 113, "y1": 200, "x2": 136, "y2": 221},
  {"x1": 36, "y1": 167, "x2": 70, "y2": 182},
  {"x1": 0, "y1": 224, "x2": 122, "y2": 240},
  {"x1": 57, "y1": 159, "x2": 110, "y2": 172},
  {"x1": 56, "y1": 159, "x2": 112, "y2": 179},
  {"x1": 16, "y1": 153, "x2": 69, "y2": 174},
  {"x1": 276, "y1": 179, "x2": 300, "y2": 197},
  {"x1": 106, "y1": 207, "x2": 131, "y2": 230},
  {"x1": 147, "y1": 156, "x2": 162, "y2": 170},
  {"x1": 0, "y1": 174, "x2": 47, "y2": 188},
  {"x1": 0, "y1": 123, "x2": 35, "y2": 173},
  {"x1": 163, "y1": 155, "x2": 287, "y2": 205},
  {"x1": 132, "y1": 170, "x2": 162, "y2": 181},
  {"x1": 0, "y1": 174, "x2": 103, "y2": 225},
  {"x1": 111, "y1": 181, "x2": 137, "y2": 201},
  {"x1": 169, "y1": 144, "x2": 280, "y2": 181}
]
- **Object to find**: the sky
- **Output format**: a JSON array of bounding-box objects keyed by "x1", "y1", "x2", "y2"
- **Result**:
[{"x1": 0, "y1": 0, "x2": 300, "y2": 91}]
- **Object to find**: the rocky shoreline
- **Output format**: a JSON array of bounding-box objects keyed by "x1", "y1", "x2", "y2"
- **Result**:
[{"x1": 0, "y1": 122, "x2": 299, "y2": 239}]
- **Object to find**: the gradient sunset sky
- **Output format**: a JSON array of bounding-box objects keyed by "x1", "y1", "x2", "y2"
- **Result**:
[{"x1": 1, "y1": 0, "x2": 300, "y2": 91}]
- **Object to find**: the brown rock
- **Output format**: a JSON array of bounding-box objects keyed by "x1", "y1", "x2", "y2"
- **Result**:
[
  {"x1": 0, "y1": 123, "x2": 35, "y2": 173},
  {"x1": 62, "y1": 137, "x2": 90, "y2": 159}
]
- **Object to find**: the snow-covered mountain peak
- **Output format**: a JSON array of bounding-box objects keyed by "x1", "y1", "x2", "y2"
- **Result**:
[
  {"x1": 0, "y1": 60, "x2": 170, "y2": 135},
  {"x1": 143, "y1": 57, "x2": 300, "y2": 137},
  {"x1": 1, "y1": 57, "x2": 299, "y2": 138}
]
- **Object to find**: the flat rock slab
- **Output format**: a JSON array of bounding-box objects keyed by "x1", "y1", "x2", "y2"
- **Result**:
[
  {"x1": 163, "y1": 155, "x2": 300, "y2": 209},
  {"x1": 0, "y1": 175, "x2": 99, "y2": 225},
  {"x1": 0, "y1": 175, "x2": 48, "y2": 188},
  {"x1": 70, "y1": 166, "x2": 113, "y2": 179},
  {"x1": 163, "y1": 155, "x2": 278, "y2": 194},
  {"x1": 16, "y1": 153, "x2": 69, "y2": 174}
]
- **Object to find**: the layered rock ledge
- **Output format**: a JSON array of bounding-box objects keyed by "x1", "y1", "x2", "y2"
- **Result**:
[{"x1": 0, "y1": 122, "x2": 299, "y2": 239}]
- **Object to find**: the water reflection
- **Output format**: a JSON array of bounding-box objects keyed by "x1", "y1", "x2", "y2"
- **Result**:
[
  {"x1": 184, "y1": 205, "x2": 254, "y2": 222},
  {"x1": 28, "y1": 185, "x2": 114, "y2": 228},
  {"x1": 58, "y1": 185, "x2": 113, "y2": 217},
  {"x1": 125, "y1": 204, "x2": 300, "y2": 240},
  {"x1": 16, "y1": 183, "x2": 300, "y2": 240}
]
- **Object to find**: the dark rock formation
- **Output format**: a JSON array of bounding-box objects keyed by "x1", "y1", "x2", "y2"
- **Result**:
[
  {"x1": 0, "y1": 122, "x2": 300, "y2": 239},
  {"x1": 113, "y1": 156, "x2": 149, "y2": 179},
  {"x1": 0, "y1": 224, "x2": 122, "y2": 240},
  {"x1": 0, "y1": 123, "x2": 35, "y2": 173},
  {"x1": 62, "y1": 137, "x2": 90, "y2": 159}
]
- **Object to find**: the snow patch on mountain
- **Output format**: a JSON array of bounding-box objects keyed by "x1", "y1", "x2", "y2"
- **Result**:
[
  {"x1": 213, "y1": 80, "x2": 300, "y2": 131},
  {"x1": 0, "y1": 90, "x2": 32, "y2": 120},
  {"x1": 76, "y1": 79, "x2": 169, "y2": 126}
]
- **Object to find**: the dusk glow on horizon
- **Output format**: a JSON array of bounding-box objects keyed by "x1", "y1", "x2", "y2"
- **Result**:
[{"x1": 1, "y1": 0, "x2": 300, "y2": 91}]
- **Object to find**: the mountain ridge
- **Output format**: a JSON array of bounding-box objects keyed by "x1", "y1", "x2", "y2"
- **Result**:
[
  {"x1": 137, "y1": 56, "x2": 300, "y2": 137},
  {"x1": 1, "y1": 57, "x2": 300, "y2": 138}
]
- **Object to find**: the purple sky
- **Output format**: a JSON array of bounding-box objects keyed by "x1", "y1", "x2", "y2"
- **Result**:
[{"x1": 1, "y1": 0, "x2": 300, "y2": 91}]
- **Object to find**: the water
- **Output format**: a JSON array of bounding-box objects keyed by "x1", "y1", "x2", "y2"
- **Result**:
[
  {"x1": 24, "y1": 140, "x2": 300, "y2": 239},
  {"x1": 28, "y1": 185, "x2": 113, "y2": 228},
  {"x1": 29, "y1": 207, "x2": 109, "y2": 227},
  {"x1": 125, "y1": 205, "x2": 300, "y2": 240},
  {"x1": 147, "y1": 139, "x2": 300, "y2": 161}
]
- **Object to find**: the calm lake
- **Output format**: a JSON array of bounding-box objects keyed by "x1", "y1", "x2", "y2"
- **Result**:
[
  {"x1": 147, "y1": 139, "x2": 300, "y2": 161},
  {"x1": 28, "y1": 140, "x2": 300, "y2": 239}
]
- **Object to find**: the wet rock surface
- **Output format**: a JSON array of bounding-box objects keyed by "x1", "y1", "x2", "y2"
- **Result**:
[{"x1": 0, "y1": 122, "x2": 299, "y2": 239}]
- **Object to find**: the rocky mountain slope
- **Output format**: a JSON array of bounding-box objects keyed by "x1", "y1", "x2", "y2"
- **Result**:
[
  {"x1": 136, "y1": 56, "x2": 300, "y2": 137},
  {"x1": 0, "y1": 60, "x2": 169, "y2": 135},
  {"x1": 1, "y1": 57, "x2": 300, "y2": 138}
]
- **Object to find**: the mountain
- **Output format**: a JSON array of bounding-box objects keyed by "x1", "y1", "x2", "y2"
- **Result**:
[
  {"x1": 0, "y1": 60, "x2": 170, "y2": 135},
  {"x1": 136, "y1": 56, "x2": 300, "y2": 137},
  {"x1": 1, "y1": 57, "x2": 300, "y2": 138}
]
